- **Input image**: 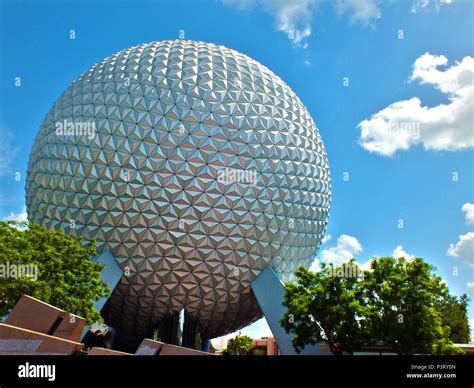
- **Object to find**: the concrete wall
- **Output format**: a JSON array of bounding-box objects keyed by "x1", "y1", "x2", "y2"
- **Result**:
[
  {"x1": 5, "y1": 295, "x2": 86, "y2": 342},
  {"x1": 0, "y1": 323, "x2": 84, "y2": 355}
]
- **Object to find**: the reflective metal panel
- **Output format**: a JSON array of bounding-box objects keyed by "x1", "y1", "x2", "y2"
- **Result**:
[{"x1": 26, "y1": 40, "x2": 331, "y2": 338}]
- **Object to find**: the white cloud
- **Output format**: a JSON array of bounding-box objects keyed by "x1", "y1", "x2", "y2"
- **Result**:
[
  {"x1": 358, "y1": 53, "x2": 474, "y2": 156},
  {"x1": 318, "y1": 234, "x2": 363, "y2": 265},
  {"x1": 321, "y1": 234, "x2": 332, "y2": 244},
  {"x1": 392, "y1": 245, "x2": 415, "y2": 261},
  {"x1": 223, "y1": 0, "x2": 317, "y2": 46},
  {"x1": 360, "y1": 247, "x2": 417, "y2": 271},
  {"x1": 447, "y1": 232, "x2": 474, "y2": 267},
  {"x1": 309, "y1": 258, "x2": 321, "y2": 272},
  {"x1": 2, "y1": 206, "x2": 28, "y2": 222},
  {"x1": 312, "y1": 233, "x2": 374, "y2": 271},
  {"x1": 411, "y1": 0, "x2": 454, "y2": 13},
  {"x1": 224, "y1": 1, "x2": 454, "y2": 47},
  {"x1": 335, "y1": 0, "x2": 381, "y2": 25},
  {"x1": 314, "y1": 237, "x2": 417, "y2": 273},
  {"x1": 265, "y1": 0, "x2": 316, "y2": 45},
  {"x1": 223, "y1": 0, "x2": 382, "y2": 47},
  {"x1": 358, "y1": 258, "x2": 375, "y2": 271},
  {"x1": 308, "y1": 234, "x2": 331, "y2": 273},
  {"x1": 462, "y1": 203, "x2": 474, "y2": 225}
]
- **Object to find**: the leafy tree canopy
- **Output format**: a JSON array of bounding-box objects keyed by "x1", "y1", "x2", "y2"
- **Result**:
[
  {"x1": 438, "y1": 293, "x2": 471, "y2": 344},
  {"x1": 223, "y1": 334, "x2": 254, "y2": 355},
  {"x1": 281, "y1": 257, "x2": 467, "y2": 355},
  {"x1": 280, "y1": 260, "x2": 369, "y2": 355},
  {"x1": 0, "y1": 221, "x2": 109, "y2": 324},
  {"x1": 362, "y1": 257, "x2": 463, "y2": 355}
]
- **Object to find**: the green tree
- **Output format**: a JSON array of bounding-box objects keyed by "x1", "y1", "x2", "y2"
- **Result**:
[
  {"x1": 281, "y1": 257, "x2": 466, "y2": 355},
  {"x1": 281, "y1": 260, "x2": 370, "y2": 355},
  {"x1": 0, "y1": 221, "x2": 109, "y2": 324},
  {"x1": 438, "y1": 294, "x2": 471, "y2": 344},
  {"x1": 223, "y1": 334, "x2": 254, "y2": 355},
  {"x1": 361, "y1": 257, "x2": 463, "y2": 355}
]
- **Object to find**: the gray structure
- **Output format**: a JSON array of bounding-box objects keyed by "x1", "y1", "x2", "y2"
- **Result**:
[
  {"x1": 26, "y1": 40, "x2": 331, "y2": 340},
  {"x1": 251, "y1": 266, "x2": 328, "y2": 354}
]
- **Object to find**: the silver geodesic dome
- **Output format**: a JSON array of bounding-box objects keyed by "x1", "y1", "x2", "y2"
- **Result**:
[{"x1": 26, "y1": 40, "x2": 331, "y2": 339}]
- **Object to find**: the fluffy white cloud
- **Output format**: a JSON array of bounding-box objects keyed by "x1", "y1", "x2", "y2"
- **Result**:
[
  {"x1": 392, "y1": 245, "x2": 415, "y2": 261},
  {"x1": 447, "y1": 232, "x2": 474, "y2": 267},
  {"x1": 359, "y1": 246, "x2": 417, "y2": 272},
  {"x1": 321, "y1": 234, "x2": 332, "y2": 244},
  {"x1": 264, "y1": 0, "x2": 316, "y2": 45},
  {"x1": 223, "y1": 0, "x2": 316, "y2": 46},
  {"x1": 462, "y1": 203, "x2": 474, "y2": 225},
  {"x1": 358, "y1": 53, "x2": 474, "y2": 156},
  {"x1": 411, "y1": 0, "x2": 454, "y2": 13},
  {"x1": 2, "y1": 206, "x2": 28, "y2": 222},
  {"x1": 223, "y1": 0, "x2": 382, "y2": 47},
  {"x1": 311, "y1": 234, "x2": 366, "y2": 271},
  {"x1": 358, "y1": 258, "x2": 374, "y2": 271},
  {"x1": 467, "y1": 282, "x2": 474, "y2": 292},
  {"x1": 309, "y1": 258, "x2": 321, "y2": 272},
  {"x1": 313, "y1": 237, "x2": 417, "y2": 272},
  {"x1": 318, "y1": 234, "x2": 363, "y2": 265},
  {"x1": 224, "y1": 1, "x2": 454, "y2": 47},
  {"x1": 335, "y1": 0, "x2": 381, "y2": 24}
]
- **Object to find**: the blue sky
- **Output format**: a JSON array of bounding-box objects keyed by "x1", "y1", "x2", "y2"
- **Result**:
[{"x1": 0, "y1": 0, "x2": 473, "y2": 343}]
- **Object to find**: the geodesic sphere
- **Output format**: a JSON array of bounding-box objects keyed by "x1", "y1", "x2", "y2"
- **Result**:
[{"x1": 26, "y1": 40, "x2": 331, "y2": 339}]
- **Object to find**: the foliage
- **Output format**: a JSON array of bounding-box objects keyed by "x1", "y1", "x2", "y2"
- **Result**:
[
  {"x1": 361, "y1": 257, "x2": 461, "y2": 355},
  {"x1": 280, "y1": 260, "x2": 369, "y2": 354},
  {"x1": 281, "y1": 256, "x2": 467, "y2": 355},
  {"x1": 438, "y1": 294, "x2": 471, "y2": 344},
  {"x1": 223, "y1": 334, "x2": 254, "y2": 355},
  {"x1": 0, "y1": 221, "x2": 109, "y2": 324}
]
